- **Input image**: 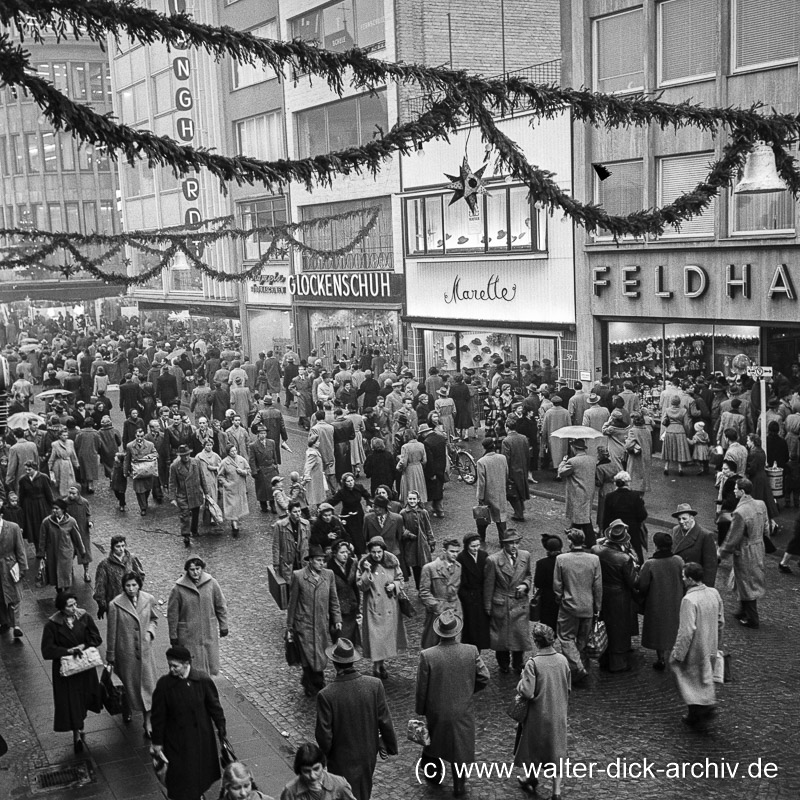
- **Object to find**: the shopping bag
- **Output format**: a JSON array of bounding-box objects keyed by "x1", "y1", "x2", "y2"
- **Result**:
[
  {"x1": 585, "y1": 619, "x2": 608, "y2": 659},
  {"x1": 131, "y1": 456, "x2": 158, "y2": 479},
  {"x1": 472, "y1": 504, "x2": 491, "y2": 523},
  {"x1": 205, "y1": 495, "x2": 224, "y2": 525},
  {"x1": 398, "y1": 590, "x2": 416, "y2": 618},
  {"x1": 150, "y1": 748, "x2": 168, "y2": 786},
  {"x1": 284, "y1": 630, "x2": 301, "y2": 666},
  {"x1": 506, "y1": 693, "x2": 529, "y2": 723},
  {"x1": 407, "y1": 719, "x2": 430, "y2": 747},
  {"x1": 100, "y1": 667, "x2": 127, "y2": 716},
  {"x1": 219, "y1": 736, "x2": 237, "y2": 769}
]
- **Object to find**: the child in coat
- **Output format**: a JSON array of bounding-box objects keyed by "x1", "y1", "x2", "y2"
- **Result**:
[{"x1": 689, "y1": 421, "x2": 710, "y2": 475}]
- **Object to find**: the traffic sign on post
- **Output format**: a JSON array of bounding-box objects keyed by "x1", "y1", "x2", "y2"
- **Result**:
[{"x1": 747, "y1": 366, "x2": 773, "y2": 380}]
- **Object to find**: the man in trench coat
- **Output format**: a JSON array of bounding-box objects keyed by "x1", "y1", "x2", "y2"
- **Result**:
[
  {"x1": 483, "y1": 529, "x2": 532, "y2": 673},
  {"x1": 557, "y1": 439, "x2": 597, "y2": 547},
  {"x1": 415, "y1": 611, "x2": 490, "y2": 797},
  {"x1": 476, "y1": 438, "x2": 508, "y2": 544},
  {"x1": 168, "y1": 445, "x2": 204, "y2": 546},
  {"x1": 0, "y1": 515, "x2": 27, "y2": 636},
  {"x1": 670, "y1": 503, "x2": 718, "y2": 587},
  {"x1": 316, "y1": 638, "x2": 397, "y2": 800},
  {"x1": 418, "y1": 538, "x2": 463, "y2": 649},
  {"x1": 501, "y1": 419, "x2": 531, "y2": 521},
  {"x1": 670, "y1": 562, "x2": 724, "y2": 728},
  {"x1": 287, "y1": 544, "x2": 342, "y2": 697},
  {"x1": 718, "y1": 478, "x2": 767, "y2": 628}
]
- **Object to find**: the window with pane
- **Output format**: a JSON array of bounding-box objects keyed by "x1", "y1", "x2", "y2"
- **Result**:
[
  {"x1": 239, "y1": 197, "x2": 288, "y2": 260},
  {"x1": 99, "y1": 201, "x2": 114, "y2": 233},
  {"x1": 10, "y1": 135, "x2": 23, "y2": 174},
  {"x1": 594, "y1": 9, "x2": 644, "y2": 93},
  {"x1": 31, "y1": 204, "x2": 45, "y2": 230},
  {"x1": 59, "y1": 134, "x2": 75, "y2": 170},
  {"x1": 42, "y1": 132, "x2": 57, "y2": 172},
  {"x1": 71, "y1": 63, "x2": 87, "y2": 101},
  {"x1": 17, "y1": 206, "x2": 33, "y2": 231},
  {"x1": 290, "y1": 0, "x2": 384, "y2": 52},
  {"x1": 300, "y1": 196, "x2": 393, "y2": 270},
  {"x1": 48, "y1": 204, "x2": 63, "y2": 231},
  {"x1": 595, "y1": 159, "x2": 644, "y2": 233},
  {"x1": 124, "y1": 163, "x2": 141, "y2": 196},
  {"x1": 52, "y1": 63, "x2": 68, "y2": 94},
  {"x1": 658, "y1": 153, "x2": 716, "y2": 237},
  {"x1": 232, "y1": 21, "x2": 278, "y2": 88},
  {"x1": 159, "y1": 167, "x2": 180, "y2": 192},
  {"x1": 118, "y1": 82, "x2": 147, "y2": 124},
  {"x1": 103, "y1": 64, "x2": 113, "y2": 103},
  {"x1": 731, "y1": 190, "x2": 794, "y2": 234},
  {"x1": 36, "y1": 63, "x2": 53, "y2": 84},
  {"x1": 153, "y1": 71, "x2": 174, "y2": 114},
  {"x1": 83, "y1": 202, "x2": 98, "y2": 232},
  {"x1": 89, "y1": 62, "x2": 105, "y2": 101},
  {"x1": 0, "y1": 137, "x2": 7, "y2": 175},
  {"x1": 659, "y1": 0, "x2": 716, "y2": 84},
  {"x1": 25, "y1": 134, "x2": 40, "y2": 173},
  {"x1": 405, "y1": 186, "x2": 545, "y2": 256},
  {"x1": 296, "y1": 91, "x2": 387, "y2": 157},
  {"x1": 235, "y1": 111, "x2": 283, "y2": 161},
  {"x1": 64, "y1": 203, "x2": 81, "y2": 233},
  {"x1": 733, "y1": 0, "x2": 798, "y2": 70}
]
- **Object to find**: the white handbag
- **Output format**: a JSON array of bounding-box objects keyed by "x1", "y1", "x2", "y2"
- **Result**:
[{"x1": 60, "y1": 646, "x2": 103, "y2": 677}]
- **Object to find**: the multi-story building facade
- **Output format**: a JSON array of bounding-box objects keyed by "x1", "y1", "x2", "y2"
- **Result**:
[
  {"x1": 563, "y1": 0, "x2": 800, "y2": 392},
  {"x1": 0, "y1": 33, "x2": 123, "y2": 308}
]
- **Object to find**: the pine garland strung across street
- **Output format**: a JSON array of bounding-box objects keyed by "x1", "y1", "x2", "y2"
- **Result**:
[
  {"x1": 0, "y1": 0, "x2": 799, "y2": 239},
  {"x1": 0, "y1": 206, "x2": 381, "y2": 286}
]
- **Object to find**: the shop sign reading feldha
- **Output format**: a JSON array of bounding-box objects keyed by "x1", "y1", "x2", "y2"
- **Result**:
[
  {"x1": 289, "y1": 271, "x2": 393, "y2": 299},
  {"x1": 592, "y1": 263, "x2": 798, "y2": 300}
]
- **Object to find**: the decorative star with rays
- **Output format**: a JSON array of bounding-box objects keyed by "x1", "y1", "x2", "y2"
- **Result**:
[{"x1": 445, "y1": 157, "x2": 488, "y2": 214}]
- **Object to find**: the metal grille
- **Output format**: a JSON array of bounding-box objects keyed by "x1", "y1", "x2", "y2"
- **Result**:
[{"x1": 30, "y1": 760, "x2": 95, "y2": 794}]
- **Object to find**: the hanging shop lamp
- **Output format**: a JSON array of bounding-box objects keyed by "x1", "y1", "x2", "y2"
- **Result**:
[{"x1": 734, "y1": 141, "x2": 786, "y2": 194}]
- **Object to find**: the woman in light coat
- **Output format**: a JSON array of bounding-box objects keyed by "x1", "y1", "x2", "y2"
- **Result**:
[
  {"x1": 218, "y1": 443, "x2": 250, "y2": 535},
  {"x1": 196, "y1": 437, "x2": 222, "y2": 524},
  {"x1": 48, "y1": 428, "x2": 80, "y2": 498},
  {"x1": 167, "y1": 557, "x2": 228, "y2": 675},
  {"x1": 624, "y1": 412, "x2": 652, "y2": 494},
  {"x1": 514, "y1": 623, "x2": 571, "y2": 798},
  {"x1": 106, "y1": 571, "x2": 158, "y2": 737},
  {"x1": 357, "y1": 536, "x2": 407, "y2": 679},
  {"x1": 0, "y1": 515, "x2": 28, "y2": 635},
  {"x1": 303, "y1": 433, "x2": 327, "y2": 513},
  {"x1": 398, "y1": 430, "x2": 427, "y2": 504}
]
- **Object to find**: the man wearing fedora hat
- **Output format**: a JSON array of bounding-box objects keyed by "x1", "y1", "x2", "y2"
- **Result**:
[
  {"x1": 670, "y1": 503, "x2": 718, "y2": 587},
  {"x1": 558, "y1": 439, "x2": 597, "y2": 547},
  {"x1": 419, "y1": 423, "x2": 447, "y2": 517},
  {"x1": 415, "y1": 611, "x2": 489, "y2": 797},
  {"x1": 315, "y1": 638, "x2": 397, "y2": 800},
  {"x1": 168, "y1": 444, "x2": 204, "y2": 546},
  {"x1": 582, "y1": 393, "x2": 610, "y2": 433},
  {"x1": 483, "y1": 530, "x2": 532, "y2": 673},
  {"x1": 287, "y1": 544, "x2": 342, "y2": 697}
]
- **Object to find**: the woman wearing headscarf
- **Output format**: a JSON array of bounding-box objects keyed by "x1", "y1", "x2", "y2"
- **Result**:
[
  {"x1": 326, "y1": 539, "x2": 361, "y2": 647},
  {"x1": 456, "y1": 532, "x2": 490, "y2": 651},
  {"x1": 591, "y1": 521, "x2": 638, "y2": 673},
  {"x1": 399, "y1": 489, "x2": 435, "y2": 589},
  {"x1": 661, "y1": 395, "x2": 692, "y2": 477},
  {"x1": 714, "y1": 459, "x2": 741, "y2": 545},
  {"x1": 17, "y1": 460, "x2": 55, "y2": 545},
  {"x1": 37, "y1": 498, "x2": 86, "y2": 593},
  {"x1": 48, "y1": 427, "x2": 80, "y2": 498},
  {"x1": 357, "y1": 536, "x2": 407, "y2": 679},
  {"x1": 624, "y1": 411, "x2": 652, "y2": 496},
  {"x1": 636, "y1": 531, "x2": 684, "y2": 671},
  {"x1": 41, "y1": 591, "x2": 103, "y2": 754},
  {"x1": 397, "y1": 428, "x2": 427, "y2": 505},
  {"x1": 327, "y1": 473, "x2": 371, "y2": 556},
  {"x1": 218, "y1": 443, "x2": 250, "y2": 536},
  {"x1": 513, "y1": 623, "x2": 571, "y2": 798}
]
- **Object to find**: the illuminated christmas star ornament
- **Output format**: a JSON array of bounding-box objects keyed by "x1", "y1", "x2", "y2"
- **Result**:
[{"x1": 445, "y1": 157, "x2": 488, "y2": 213}]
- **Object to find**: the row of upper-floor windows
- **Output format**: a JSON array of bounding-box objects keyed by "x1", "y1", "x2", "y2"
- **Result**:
[
  {"x1": 2, "y1": 201, "x2": 116, "y2": 234},
  {"x1": 1, "y1": 62, "x2": 113, "y2": 106},
  {"x1": 594, "y1": 152, "x2": 796, "y2": 239},
  {"x1": 595, "y1": 0, "x2": 798, "y2": 92},
  {"x1": 0, "y1": 133, "x2": 110, "y2": 176}
]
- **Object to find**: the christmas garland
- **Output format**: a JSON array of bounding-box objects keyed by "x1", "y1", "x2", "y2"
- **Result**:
[
  {"x1": 0, "y1": 205, "x2": 381, "y2": 286},
  {"x1": 0, "y1": 0, "x2": 798, "y2": 241}
]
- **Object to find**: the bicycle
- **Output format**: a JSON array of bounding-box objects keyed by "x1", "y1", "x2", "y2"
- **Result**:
[{"x1": 447, "y1": 435, "x2": 478, "y2": 484}]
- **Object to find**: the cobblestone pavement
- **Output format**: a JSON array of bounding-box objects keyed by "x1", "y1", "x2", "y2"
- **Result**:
[{"x1": 4, "y1": 402, "x2": 800, "y2": 800}]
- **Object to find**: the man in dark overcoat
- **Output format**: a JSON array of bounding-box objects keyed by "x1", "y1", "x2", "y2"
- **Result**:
[
  {"x1": 456, "y1": 532, "x2": 490, "y2": 650},
  {"x1": 252, "y1": 398, "x2": 288, "y2": 464},
  {"x1": 602, "y1": 471, "x2": 649, "y2": 562},
  {"x1": 418, "y1": 424, "x2": 447, "y2": 517},
  {"x1": 483, "y1": 530, "x2": 532, "y2": 673},
  {"x1": 362, "y1": 497, "x2": 404, "y2": 558},
  {"x1": 151, "y1": 645, "x2": 226, "y2": 800},
  {"x1": 273, "y1": 503, "x2": 311, "y2": 584},
  {"x1": 249, "y1": 426, "x2": 279, "y2": 513},
  {"x1": 501, "y1": 419, "x2": 530, "y2": 521},
  {"x1": 670, "y1": 503, "x2": 718, "y2": 586},
  {"x1": 316, "y1": 638, "x2": 397, "y2": 800},
  {"x1": 415, "y1": 611, "x2": 490, "y2": 797},
  {"x1": 169, "y1": 445, "x2": 204, "y2": 546}
]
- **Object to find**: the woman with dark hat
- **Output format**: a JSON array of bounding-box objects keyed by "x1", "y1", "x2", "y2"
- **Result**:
[
  {"x1": 40, "y1": 591, "x2": 103, "y2": 753},
  {"x1": 37, "y1": 498, "x2": 86, "y2": 593},
  {"x1": 287, "y1": 544, "x2": 342, "y2": 696},
  {"x1": 357, "y1": 536, "x2": 407, "y2": 679},
  {"x1": 457, "y1": 532, "x2": 490, "y2": 651},
  {"x1": 327, "y1": 540, "x2": 361, "y2": 646},
  {"x1": 636, "y1": 532, "x2": 684, "y2": 670},
  {"x1": 591, "y1": 521, "x2": 638, "y2": 672},
  {"x1": 513, "y1": 623, "x2": 570, "y2": 798},
  {"x1": 151, "y1": 644, "x2": 227, "y2": 800}
]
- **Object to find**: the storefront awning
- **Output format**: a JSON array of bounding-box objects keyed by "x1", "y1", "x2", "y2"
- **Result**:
[
  {"x1": 0, "y1": 280, "x2": 123, "y2": 303},
  {"x1": 403, "y1": 316, "x2": 573, "y2": 335},
  {"x1": 136, "y1": 299, "x2": 239, "y2": 318}
]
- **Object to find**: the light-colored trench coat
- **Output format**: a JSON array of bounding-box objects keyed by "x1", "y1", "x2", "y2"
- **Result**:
[
  {"x1": 719, "y1": 494, "x2": 767, "y2": 601},
  {"x1": 286, "y1": 566, "x2": 342, "y2": 673},
  {"x1": 358, "y1": 553, "x2": 408, "y2": 661},
  {"x1": 106, "y1": 590, "x2": 159, "y2": 712},
  {"x1": 483, "y1": 550, "x2": 533, "y2": 652},
  {"x1": 418, "y1": 557, "x2": 462, "y2": 649},
  {"x1": 670, "y1": 584, "x2": 724, "y2": 706},
  {"x1": 0, "y1": 520, "x2": 27, "y2": 610},
  {"x1": 558, "y1": 452, "x2": 596, "y2": 526},
  {"x1": 167, "y1": 572, "x2": 228, "y2": 675},
  {"x1": 218, "y1": 454, "x2": 250, "y2": 522}
]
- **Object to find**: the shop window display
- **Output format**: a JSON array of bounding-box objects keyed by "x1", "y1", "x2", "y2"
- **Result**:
[{"x1": 307, "y1": 308, "x2": 400, "y2": 371}]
